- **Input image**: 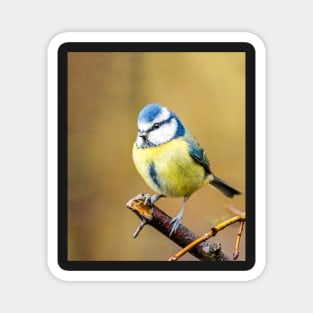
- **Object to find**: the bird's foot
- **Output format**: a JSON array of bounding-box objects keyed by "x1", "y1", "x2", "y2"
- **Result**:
[
  {"x1": 141, "y1": 194, "x2": 164, "y2": 206},
  {"x1": 168, "y1": 198, "x2": 188, "y2": 236},
  {"x1": 169, "y1": 215, "x2": 182, "y2": 237}
]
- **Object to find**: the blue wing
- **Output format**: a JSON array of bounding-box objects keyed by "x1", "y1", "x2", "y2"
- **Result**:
[
  {"x1": 184, "y1": 130, "x2": 212, "y2": 174},
  {"x1": 184, "y1": 129, "x2": 241, "y2": 198}
]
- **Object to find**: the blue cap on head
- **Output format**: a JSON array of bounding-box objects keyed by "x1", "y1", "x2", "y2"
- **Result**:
[
  {"x1": 137, "y1": 103, "x2": 185, "y2": 139},
  {"x1": 138, "y1": 103, "x2": 164, "y2": 123}
]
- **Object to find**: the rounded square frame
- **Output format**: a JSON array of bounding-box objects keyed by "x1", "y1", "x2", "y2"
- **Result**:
[{"x1": 47, "y1": 32, "x2": 266, "y2": 281}]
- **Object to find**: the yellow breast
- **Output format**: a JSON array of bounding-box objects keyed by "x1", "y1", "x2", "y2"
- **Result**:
[{"x1": 132, "y1": 138, "x2": 207, "y2": 197}]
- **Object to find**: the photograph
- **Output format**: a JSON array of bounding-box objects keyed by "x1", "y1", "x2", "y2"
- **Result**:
[{"x1": 62, "y1": 44, "x2": 249, "y2": 268}]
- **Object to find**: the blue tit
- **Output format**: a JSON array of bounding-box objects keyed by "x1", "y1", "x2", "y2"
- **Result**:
[{"x1": 132, "y1": 103, "x2": 241, "y2": 236}]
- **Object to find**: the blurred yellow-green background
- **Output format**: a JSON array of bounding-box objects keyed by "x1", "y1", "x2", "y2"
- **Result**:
[{"x1": 68, "y1": 51, "x2": 246, "y2": 261}]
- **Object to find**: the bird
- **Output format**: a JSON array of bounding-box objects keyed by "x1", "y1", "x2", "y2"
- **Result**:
[{"x1": 132, "y1": 103, "x2": 241, "y2": 236}]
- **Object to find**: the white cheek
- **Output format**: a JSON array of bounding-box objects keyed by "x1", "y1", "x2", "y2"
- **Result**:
[
  {"x1": 149, "y1": 119, "x2": 178, "y2": 145},
  {"x1": 136, "y1": 136, "x2": 144, "y2": 147}
]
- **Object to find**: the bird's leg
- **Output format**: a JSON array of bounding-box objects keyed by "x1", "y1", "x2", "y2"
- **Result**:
[
  {"x1": 143, "y1": 194, "x2": 165, "y2": 206},
  {"x1": 169, "y1": 196, "x2": 189, "y2": 236}
]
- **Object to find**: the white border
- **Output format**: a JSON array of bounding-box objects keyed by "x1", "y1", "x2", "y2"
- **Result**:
[{"x1": 47, "y1": 32, "x2": 266, "y2": 281}]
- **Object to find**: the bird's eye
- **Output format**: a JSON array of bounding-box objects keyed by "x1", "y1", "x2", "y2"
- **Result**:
[{"x1": 153, "y1": 123, "x2": 160, "y2": 129}]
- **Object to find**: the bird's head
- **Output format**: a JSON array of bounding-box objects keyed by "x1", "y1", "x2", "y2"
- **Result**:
[{"x1": 136, "y1": 103, "x2": 185, "y2": 148}]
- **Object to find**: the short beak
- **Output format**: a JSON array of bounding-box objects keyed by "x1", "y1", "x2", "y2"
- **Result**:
[{"x1": 138, "y1": 130, "x2": 148, "y2": 138}]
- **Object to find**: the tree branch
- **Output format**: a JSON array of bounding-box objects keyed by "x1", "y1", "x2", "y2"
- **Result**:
[{"x1": 126, "y1": 194, "x2": 245, "y2": 261}]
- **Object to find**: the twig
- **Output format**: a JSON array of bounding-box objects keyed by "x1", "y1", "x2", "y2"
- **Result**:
[
  {"x1": 169, "y1": 213, "x2": 246, "y2": 261},
  {"x1": 233, "y1": 220, "x2": 245, "y2": 260},
  {"x1": 225, "y1": 204, "x2": 244, "y2": 217},
  {"x1": 133, "y1": 219, "x2": 148, "y2": 238}
]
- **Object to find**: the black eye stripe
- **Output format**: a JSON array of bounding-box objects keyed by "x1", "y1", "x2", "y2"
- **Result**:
[
  {"x1": 149, "y1": 117, "x2": 173, "y2": 132},
  {"x1": 149, "y1": 122, "x2": 161, "y2": 131}
]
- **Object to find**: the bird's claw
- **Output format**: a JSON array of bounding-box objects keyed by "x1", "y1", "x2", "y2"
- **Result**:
[
  {"x1": 169, "y1": 217, "x2": 181, "y2": 236},
  {"x1": 142, "y1": 193, "x2": 153, "y2": 206},
  {"x1": 141, "y1": 194, "x2": 164, "y2": 206}
]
